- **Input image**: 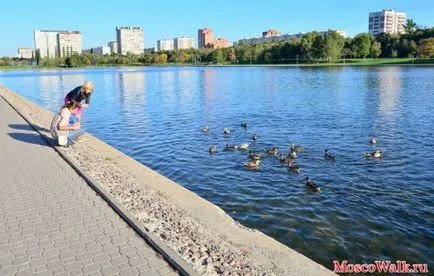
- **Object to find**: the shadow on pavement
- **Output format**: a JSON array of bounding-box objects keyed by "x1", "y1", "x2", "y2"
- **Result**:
[
  {"x1": 8, "y1": 123, "x2": 50, "y2": 133},
  {"x1": 8, "y1": 132, "x2": 55, "y2": 147}
]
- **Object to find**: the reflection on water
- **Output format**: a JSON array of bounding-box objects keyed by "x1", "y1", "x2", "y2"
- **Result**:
[{"x1": 1, "y1": 66, "x2": 433, "y2": 270}]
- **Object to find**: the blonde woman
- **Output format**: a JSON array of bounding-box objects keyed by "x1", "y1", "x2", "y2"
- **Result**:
[{"x1": 64, "y1": 81, "x2": 94, "y2": 118}]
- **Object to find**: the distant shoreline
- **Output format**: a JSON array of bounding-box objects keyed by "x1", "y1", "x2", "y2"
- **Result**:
[{"x1": 1, "y1": 58, "x2": 434, "y2": 71}]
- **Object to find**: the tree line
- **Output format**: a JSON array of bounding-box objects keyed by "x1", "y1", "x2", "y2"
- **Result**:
[{"x1": 1, "y1": 25, "x2": 433, "y2": 67}]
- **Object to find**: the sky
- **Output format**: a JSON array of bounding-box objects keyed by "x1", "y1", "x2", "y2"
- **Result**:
[{"x1": 1, "y1": 0, "x2": 433, "y2": 56}]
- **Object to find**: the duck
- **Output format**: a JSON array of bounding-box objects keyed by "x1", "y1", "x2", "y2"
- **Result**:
[
  {"x1": 287, "y1": 151, "x2": 297, "y2": 159},
  {"x1": 288, "y1": 161, "x2": 301, "y2": 174},
  {"x1": 290, "y1": 143, "x2": 305, "y2": 152},
  {"x1": 244, "y1": 159, "x2": 260, "y2": 168},
  {"x1": 370, "y1": 137, "x2": 377, "y2": 145},
  {"x1": 202, "y1": 126, "x2": 209, "y2": 132},
  {"x1": 364, "y1": 149, "x2": 383, "y2": 158},
  {"x1": 241, "y1": 122, "x2": 248, "y2": 128},
  {"x1": 264, "y1": 147, "x2": 278, "y2": 155},
  {"x1": 209, "y1": 146, "x2": 217, "y2": 153},
  {"x1": 223, "y1": 128, "x2": 230, "y2": 135},
  {"x1": 372, "y1": 149, "x2": 382, "y2": 158},
  {"x1": 279, "y1": 154, "x2": 292, "y2": 164},
  {"x1": 225, "y1": 143, "x2": 238, "y2": 151},
  {"x1": 238, "y1": 143, "x2": 250, "y2": 150},
  {"x1": 324, "y1": 149, "x2": 336, "y2": 161},
  {"x1": 251, "y1": 133, "x2": 258, "y2": 141},
  {"x1": 248, "y1": 150, "x2": 261, "y2": 160},
  {"x1": 305, "y1": 177, "x2": 321, "y2": 192}
]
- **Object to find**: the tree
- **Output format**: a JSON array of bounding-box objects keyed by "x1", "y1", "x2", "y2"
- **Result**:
[
  {"x1": 417, "y1": 38, "x2": 434, "y2": 58},
  {"x1": 352, "y1": 33, "x2": 372, "y2": 58},
  {"x1": 83, "y1": 56, "x2": 91, "y2": 66},
  {"x1": 404, "y1": 19, "x2": 417, "y2": 33},
  {"x1": 409, "y1": 40, "x2": 418, "y2": 57},
  {"x1": 300, "y1": 31, "x2": 320, "y2": 61},
  {"x1": 211, "y1": 49, "x2": 224, "y2": 63},
  {"x1": 159, "y1": 54, "x2": 168, "y2": 64},
  {"x1": 370, "y1": 41, "x2": 382, "y2": 58},
  {"x1": 323, "y1": 30, "x2": 345, "y2": 60},
  {"x1": 264, "y1": 51, "x2": 272, "y2": 63},
  {"x1": 35, "y1": 49, "x2": 41, "y2": 65},
  {"x1": 228, "y1": 47, "x2": 237, "y2": 63}
]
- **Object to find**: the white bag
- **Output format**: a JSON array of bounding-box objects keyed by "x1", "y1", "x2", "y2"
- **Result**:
[{"x1": 57, "y1": 131, "x2": 68, "y2": 146}]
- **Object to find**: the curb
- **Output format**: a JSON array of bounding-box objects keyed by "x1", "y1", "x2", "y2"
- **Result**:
[{"x1": 0, "y1": 93, "x2": 199, "y2": 276}]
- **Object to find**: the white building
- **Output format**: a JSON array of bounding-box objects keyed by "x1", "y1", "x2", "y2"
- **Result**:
[
  {"x1": 320, "y1": 30, "x2": 346, "y2": 37},
  {"x1": 92, "y1": 46, "x2": 111, "y2": 56},
  {"x1": 34, "y1": 30, "x2": 62, "y2": 58},
  {"x1": 17, "y1": 48, "x2": 34, "y2": 59},
  {"x1": 116, "y1": 27, "x2": 144, "y2": 55},
  {"x1": 369, "y1": 10, "x2": 406, "y2": 36},
  {"x1": 34, "y1": 30, "x2": 82, "y2": 58},
  {"x1": 157, "y1": 39, "x2": 174, "y2": 51},
  {"x1": 58, "y1": 31, "x2": 82, "y2": 57},
  {"x1": 174, "y1": 37, "x2": 194, "y2": 50},
  {"x1": 108, "y1": 41, "x2": 118, "y2": 55}
]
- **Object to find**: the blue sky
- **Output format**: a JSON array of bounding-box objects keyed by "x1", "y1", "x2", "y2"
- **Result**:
[{"x1": 1, "y1": 0, "x2": 433, "y2": 56}]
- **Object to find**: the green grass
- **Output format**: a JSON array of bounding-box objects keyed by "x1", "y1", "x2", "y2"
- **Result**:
[{"x1": 1, "y1": 58, "x2": 433, "y2": 71}]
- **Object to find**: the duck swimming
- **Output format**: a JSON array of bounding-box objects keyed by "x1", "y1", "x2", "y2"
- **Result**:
[
  {"x1": 288, "y1": 161, "x2": 301, "y2": 174},
  {"x1": 209, "y1": 146, "x2": 217, "y2": 153},
  {"x1": 238, "y1": 143, "x2": 250, "y2": 150},
  {"x1": 248, "y1": 150, "x2": 261, "y2": 160},
  {"x1": 364, "y1": 149, "x2": 383, "y2": 158},
  {"x1": 287, "y1": 151, "x2": 297, "y2": 159},
  {"x1": 324, "y1": 149, "x2": 336, "y2": 161},
  {"x1": 279, "y1": 154, "x2": 292, "y2": 164},
  {"x1": 305, "y1": 177, "x2": 320, "y2": 192},
  {"x1": 224, "y1": 128, "x2": 230, "y2": 135},
  {"x1": 264, "y1": 147, "x2": 278, "y2": 155},
  {"x1": 370, "y1": 137, "x2": 377, "y2": 145},
  {"x1": 225, "y1": 144, "x2": 238, "y2": 151},
  {"x1": 290, "y1": 143, "x2": 305, "y2": 152},
  {"x1": 244, "y1": 159, "x2": 260, "y2": 168},
  {"x1": 202, "y1": 126, "x2": 209, "y2": 132},
  {"x1": 241, "y1": 122, "x2": 248, "y2": 128},
  {"x1": 252, "y1": 133, "x2": 258, "y2": 141}
]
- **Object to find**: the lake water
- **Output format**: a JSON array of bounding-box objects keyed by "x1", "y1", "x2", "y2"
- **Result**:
[{"x1": 1, "y1": 66, "x2": 433, "y2": 270}]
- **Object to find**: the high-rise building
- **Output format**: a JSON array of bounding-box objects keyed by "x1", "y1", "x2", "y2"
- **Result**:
[
  {"x1": 34, "y1": 30, "x2": 62, "y2": 58},
  {"x1": 369, "y1": 9, "x2": 406, "y2": 36},
  {"x1": 57, "y1": 31, "x2": 82, "y2": 57},
  {"x1": 17, "y1": 48, "x2": 34, "y2": 59},
  {"x1": 198, "y1": 28, "x2": 214, "y2": 48},
  {"x1": 34, "y1": 30, "x2": 81, "y2": 58},
  {"x1": 92, "y1": 46, "x2": 111, "y2": 56},
  {"x1": 108, "y1": 41, "x2": 118, "y2": 55},
  {"x1": 213, "y1": 38, "x2": 230, "y2": 49},
  {"x1": 262, "y1": 29, "x2": 281, "y2": 37},
  {"x1": 116, "y1": 27, "x2": 144, "y2": 55},
  {"x1": 174, "y1": 37, "x2": 194, "y2": 50},
  {"x1": 157, "y1": 39, "x2": 174, "y2": 51}
]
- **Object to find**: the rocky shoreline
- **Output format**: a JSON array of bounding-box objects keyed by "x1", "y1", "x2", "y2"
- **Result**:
[{"x1": 0, "y1": 85, "x2": 335, "y2": 276}]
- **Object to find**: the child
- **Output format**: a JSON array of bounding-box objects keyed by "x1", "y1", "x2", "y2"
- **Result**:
[{"x1": 50, "y1": 101, "x2": 84, "y2": 146}]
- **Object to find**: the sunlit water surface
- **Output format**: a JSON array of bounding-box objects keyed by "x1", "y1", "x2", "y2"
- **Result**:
[{"x1": 1, "y1": 66, "x2": 433, "y2": 269}]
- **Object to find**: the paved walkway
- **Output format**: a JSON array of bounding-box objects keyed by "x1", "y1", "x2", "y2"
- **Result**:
[{"x1": 0, "y1": 98, "x2": 177, "y2": 275}]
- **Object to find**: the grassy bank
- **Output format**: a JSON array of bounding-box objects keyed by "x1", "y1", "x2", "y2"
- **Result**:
[{"x1": 1, "y1": 58, "x2": 433, "y2": 71}]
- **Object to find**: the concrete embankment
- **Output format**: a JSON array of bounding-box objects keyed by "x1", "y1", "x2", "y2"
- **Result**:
[{"x1": 0, "y1": 85, "x2": 336, "y2": 276}]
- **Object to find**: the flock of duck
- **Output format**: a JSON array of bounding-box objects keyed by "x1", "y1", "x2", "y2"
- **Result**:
[{"x1": 203, "y1": 123, "x2": 384, "y2": 193}]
